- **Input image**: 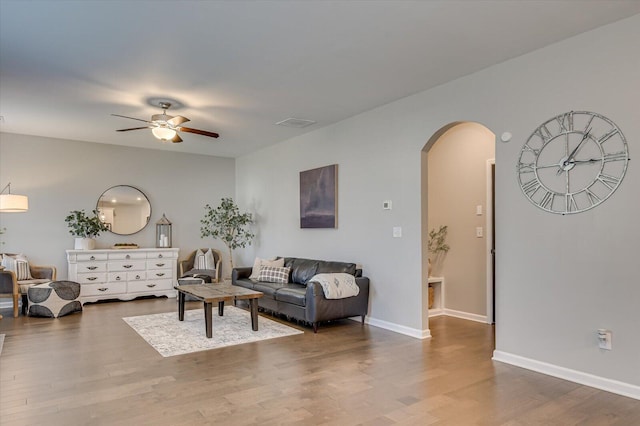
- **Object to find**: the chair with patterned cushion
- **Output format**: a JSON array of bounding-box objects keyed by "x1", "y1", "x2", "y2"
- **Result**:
[
  {"x1": 179, "y1": 248, "x2": 222, "y2": 283},
  {"x1": 0, "y1": 253, "x2": 57, "y2": 315}
]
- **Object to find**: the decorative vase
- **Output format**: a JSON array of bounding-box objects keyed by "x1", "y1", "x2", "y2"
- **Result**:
[{"x1": 74, "y1": 237, "x2": 96, "y2": 250}]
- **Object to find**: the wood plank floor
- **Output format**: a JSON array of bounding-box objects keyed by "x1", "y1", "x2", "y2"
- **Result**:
[{"x1": 1, "y1": 298, "x2": 638, "y2": 425}]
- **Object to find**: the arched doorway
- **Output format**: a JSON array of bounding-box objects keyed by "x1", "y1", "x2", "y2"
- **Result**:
[{"x1": 420, "y1": 122, "x2": 496, "y2": 332}]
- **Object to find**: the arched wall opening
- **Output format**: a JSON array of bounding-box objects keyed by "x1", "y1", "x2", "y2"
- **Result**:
[{"x1": 421, "y1": 121, "x2": 496, "y2": 332}]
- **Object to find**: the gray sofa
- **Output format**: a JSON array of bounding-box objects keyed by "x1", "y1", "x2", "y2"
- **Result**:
[{"x1": 232, "y1": 257, "x2": 369, "y2": 332}]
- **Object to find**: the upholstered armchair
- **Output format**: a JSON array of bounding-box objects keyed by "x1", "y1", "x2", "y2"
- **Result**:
[
  {"x1": 0, "y1": 254, "x2": 57, "y2": 316},
  {"x1": 179, "y1": 248, "x2": 222, "y2": 283}
]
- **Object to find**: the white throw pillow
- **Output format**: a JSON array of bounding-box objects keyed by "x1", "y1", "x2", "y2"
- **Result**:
[
  {"x1": 193, "y1": 249, "x2": 216, "y2": 270},
  {"x1": 249, "y1": 257, "x2": 284, "y2": 280},
  {"x1": 1, "y1": 254, "x2": 33, "y2": 280}
]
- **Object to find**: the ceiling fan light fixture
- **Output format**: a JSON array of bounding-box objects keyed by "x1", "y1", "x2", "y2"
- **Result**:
[{"x1": 152, "y1": 127, "x2": 177, "y2": 141}]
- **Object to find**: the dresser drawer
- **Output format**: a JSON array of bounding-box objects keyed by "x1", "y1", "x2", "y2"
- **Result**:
[
  {"x1": 146, "y1": 259, "x2": 172, "y2": 269},
  {"x1": 148, "y1": 269, "x2": 170, "y2": 279},
  {"x1": 109, "y1": 260, "x2": 146, "y2": 271},
  {"x1": 128, "y1": 279, "x2": 173, "y2": 293},
  {"x1": 76, "y1": 262, "x2": 107, "y2": 273},
  {"x1": 127, "y1": 271, "x2": 146, "y2": 281},
  {"x1": 107, "y1": 272, "x2": 127, "y2": 282},
  {"x1": 82, "y1": 282, "x2": 127, "y2": 297},
  {"x1": 147, "y1": 251, "x2": 177, "y2": 260},
  {"x1": 77, "y1": 253, "x2": 108, "y2": 262},
  {"x1": 109, "y1": 252, "x2": 147, "y2": 260},
  {"x1": 77, "y1": 273, "x2": 107, "y2": 284}
]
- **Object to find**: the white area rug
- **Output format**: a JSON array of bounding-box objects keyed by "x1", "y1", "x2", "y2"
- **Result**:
[{"x1": 123, "y1": 306, "x2": 303, "y2": 357}]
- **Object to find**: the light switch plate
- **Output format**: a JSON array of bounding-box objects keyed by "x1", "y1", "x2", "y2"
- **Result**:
[
  {"x1": 383, "y1": 200, "x2": 392, "y2": 210},
  {"x1": 393, "y1": 227, "x2": 402, "y2": 238},
  {"x1": 476, "y1": 227, "x2": 483, "y2": 238},
  {"x1": 476, "y1": 205, "x2": 483, "y2": 215}
]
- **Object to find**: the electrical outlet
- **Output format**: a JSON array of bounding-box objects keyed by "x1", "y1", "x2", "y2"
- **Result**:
[
  {"x1": 393, "y1": 227, "x2": 402, "y2": 238},
  {"x1": 597, "y1": 329, "x2": 612, "y2": 350}
]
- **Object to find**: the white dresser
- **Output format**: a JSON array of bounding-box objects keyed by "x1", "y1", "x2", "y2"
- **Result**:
[{"x1": 66, "y1": 248, "x2": 179, "y2": 304}]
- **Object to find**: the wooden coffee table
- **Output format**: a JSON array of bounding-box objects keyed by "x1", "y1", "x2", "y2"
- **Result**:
[{"x1": 174, "y1": 284, "x2": 263, "y2": 338}]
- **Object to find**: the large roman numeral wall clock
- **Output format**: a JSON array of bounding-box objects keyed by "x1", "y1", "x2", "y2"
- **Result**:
[{"x1": 517, "y1": 111, "x2": 630, "y2": 214}]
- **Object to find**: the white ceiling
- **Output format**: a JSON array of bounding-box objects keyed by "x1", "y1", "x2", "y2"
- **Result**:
[{"x1": 1, "y1": 1, "x2": 639, "y2": 158}]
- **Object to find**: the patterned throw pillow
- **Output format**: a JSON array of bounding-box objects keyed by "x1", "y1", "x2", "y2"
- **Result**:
[
  {"x1": 1, "y1": 254, "x2": 33, "y2": 280},
  {"x1": 193, "y1": 249, "x2": 216, "y2": 270},
  {"x1": 249, "y1": 257, "x2": 284, "y2": 280},
  {"x1": 257, "y1": 266, "x2": 291, "y2": 284}
]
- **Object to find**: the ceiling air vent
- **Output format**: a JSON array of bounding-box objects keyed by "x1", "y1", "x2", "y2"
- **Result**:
[{"x1": 275, "y1": 117, "x2": 316, "y2": 128}]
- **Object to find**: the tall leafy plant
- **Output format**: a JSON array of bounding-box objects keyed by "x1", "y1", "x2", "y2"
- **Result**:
[
  {"x1": 65, "y1": 209, "x2": 110, "y2": 238},
  {"x1": 200, "y1": 198, "x2": 255, "y2": 272}
]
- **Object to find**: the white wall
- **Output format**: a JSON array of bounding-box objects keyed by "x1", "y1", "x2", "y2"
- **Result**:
[
  {"x1": 0, "y1": 133, "x2": 235, "y2": 277},
  {"x1": 236, "y1": 15, "x2": 640, "y2": 392},
  {"x1": 427, "y1": 122, "x2": 495, "y2": 317}
]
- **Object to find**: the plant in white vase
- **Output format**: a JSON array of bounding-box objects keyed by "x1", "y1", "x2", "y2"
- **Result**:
[
  {"x1": 65, "y1": 209, "x2": 110, "y2": 250},
  {"x1": 427, "y1": 225, "x2": 450, "y2": 277},
  {"x1": 200, "y1": 197, "x2": 255, "y2": 278}
]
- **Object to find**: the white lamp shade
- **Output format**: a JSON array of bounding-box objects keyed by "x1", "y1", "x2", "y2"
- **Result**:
[
  {"x1": 151, "y1": 127, "x2": 177, "y2": 141},
  {"x1": 0, "y1": 193, "x2": 29, "y2": 212}
]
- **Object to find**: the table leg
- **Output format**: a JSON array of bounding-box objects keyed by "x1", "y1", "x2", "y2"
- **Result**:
[
  {"x1": 250, "y1": 298, "x2": 259, "y2": 331},
  {"x1": 178, "y1": 292, "x2": 185, "y2": 321},
  {"x1": 204, "y1": 302, "x2": 213, "y2": 338},
  {"x1": 218, "y1": 301, "x2": 225, "y2": 316}
]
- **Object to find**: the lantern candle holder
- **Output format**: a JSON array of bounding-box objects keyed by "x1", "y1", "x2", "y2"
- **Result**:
[{"x1": 156, "y1": 214, "x2": 172, "y2": 248}]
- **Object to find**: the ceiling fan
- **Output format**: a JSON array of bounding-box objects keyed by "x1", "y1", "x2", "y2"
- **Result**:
[{"x1": 112, "y1": 102, "x2": 219, "y2": 143}]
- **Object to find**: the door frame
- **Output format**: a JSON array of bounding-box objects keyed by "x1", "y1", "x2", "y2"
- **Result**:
[{"x1": 486, "y1": 158, "x2": 495, "y2": 324}]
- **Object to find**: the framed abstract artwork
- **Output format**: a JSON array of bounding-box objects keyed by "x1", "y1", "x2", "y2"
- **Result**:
[{"x1": 300, "y1": 164, "x2": 338, "y2": 228}]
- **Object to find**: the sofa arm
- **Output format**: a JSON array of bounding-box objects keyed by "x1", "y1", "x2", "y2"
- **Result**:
[
  {"x1": 30, "y1": 265, "x2": 57, "y2": 280},
  {"x1": 305, "y1": 276, "x2": 370, "y2": 325},
  {"x1": 232, "y1": 267, "x2": 252, "y2": 284}
]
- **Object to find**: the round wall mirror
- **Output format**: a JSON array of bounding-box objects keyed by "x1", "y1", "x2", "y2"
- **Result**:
[{"x1": 96, "y1": 185, "x2": 151, "y2": 235}]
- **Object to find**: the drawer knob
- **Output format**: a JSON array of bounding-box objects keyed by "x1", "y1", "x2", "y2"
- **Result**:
[
  {"x1": 156, "y1": 273, "x2": 165, "y2": 277},
  {"x1": 125, "y1": 254, "x2": 131, "y2": 260},
  {"x1": 123, "y1": 264, "x2": 133, "y2": 269},
  {"x1": 156, "y1": 263, "x2": 165, "y2": 267},
  {"x1": 98, "y1": 287, "x2": 108, "y2": 292},
  {"x1": 116, "y1": 276, "x2": 121, "y2": 281},
  {"x1": 146, "y1": 284, "x2": 156, "y2": 288},
  {"x1": 135, "y1": 275, "x2": 141, "y2": 280},
  {"x1": 90, "y1": 256, "x2": 96, "y2": 261},
  {"x1": 87, "y1": 277, "x2": 98, "y2": 281},
  {"x1": 87, "y1": 266, "x2": 98, "y2": 270},
  {"x1": 158, "y1": 254, "x2": 163, "y2": 258}
]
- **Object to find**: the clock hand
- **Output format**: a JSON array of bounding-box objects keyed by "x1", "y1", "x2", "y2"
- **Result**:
[
  {"x1": 566, "y1": 128, "x2": 592, "y2": 163},
  {"x1": 557, "y1": 128, "x2": 592, "y2": 175}
]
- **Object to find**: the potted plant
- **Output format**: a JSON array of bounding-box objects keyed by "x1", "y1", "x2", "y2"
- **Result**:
[
  {"x1": 200, "y1": 197, "x2": 255, "y2": 278},
  {"x1": 65, "y1": 209, "x2": 110, "y2": 250},
  {"x1": 427, "y1": 225, "x2": 450, "y2": 277}
]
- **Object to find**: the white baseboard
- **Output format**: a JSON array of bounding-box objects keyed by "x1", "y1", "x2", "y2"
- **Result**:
[
  {"x1": 443, "y1": 308, "x2": 487, "y2": 323},
  {"x1": 493, "y1": 350, "x2": 640, "y2": 401},
  {"x1": 355, "y1": 315, "x2": 431, "y2": 339}
]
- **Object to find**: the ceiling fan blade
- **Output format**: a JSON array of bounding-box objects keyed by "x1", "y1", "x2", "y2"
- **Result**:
[
  {"x1": 167, "y1": 115, "x2": 189, "y2": 126},
  {"x1": 116, "y1": 126, "x2": 152, "y2": 132},
  {"x1": 111, "y1": 114, "x2": 153, "y2": 124},
  {"x1": 171, "y1": 133, "x2": 183, "y2": 143},
  {"x1": 179, "y1": 126, "x2": 219, "y2": 138}
]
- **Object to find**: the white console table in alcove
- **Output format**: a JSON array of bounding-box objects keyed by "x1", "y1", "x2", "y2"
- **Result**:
[{"x1": 427, "y1": 276, "x2": 445, "y2": 317}]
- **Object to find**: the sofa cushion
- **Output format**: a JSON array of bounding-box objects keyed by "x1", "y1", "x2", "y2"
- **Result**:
[
  {"x1": 274, "y1": 284, "x2": 307, "y2": 307},
  {"x1": 193, "y1": 249, "x2": 216, "y2": 270},
  {"x1": 316, "y1": 260, "x2": 357, "y2": 276},
  {"x1": 252, "y1": 281, "x2": 288, "y2": 299},
  {"x1": 284, "y1": 258, "x2": 319, "y2": 285}
]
